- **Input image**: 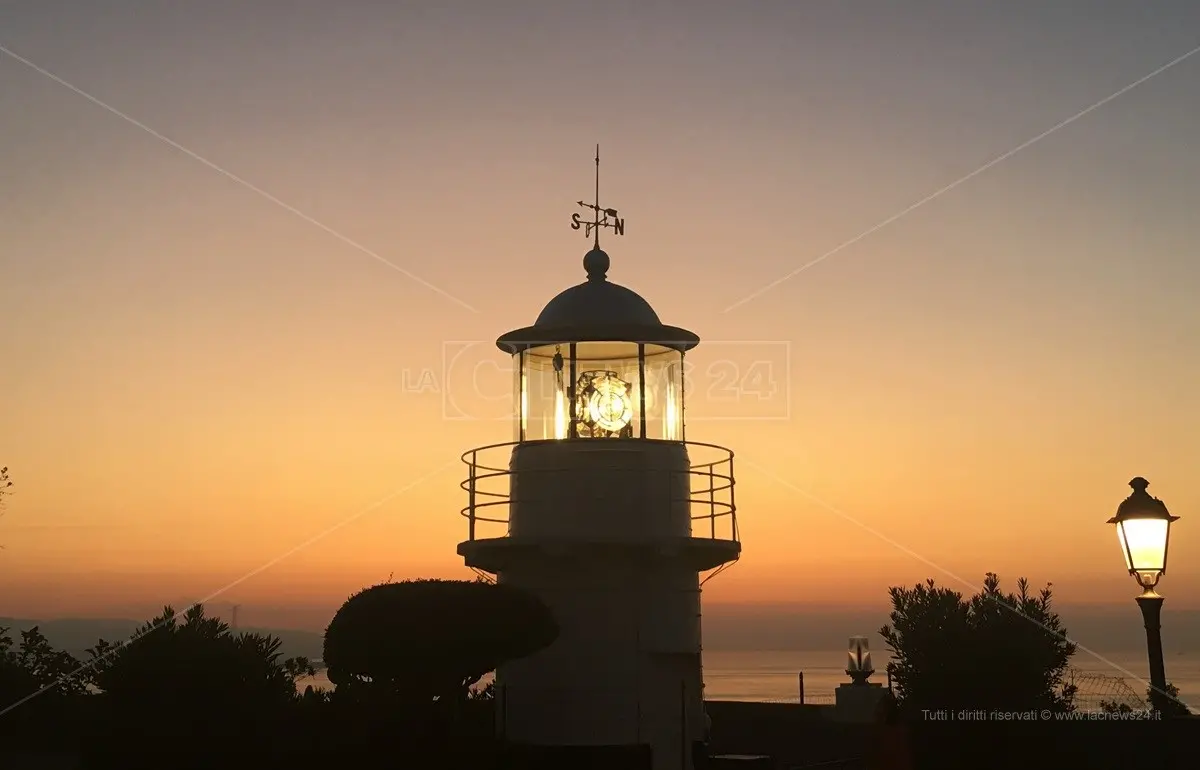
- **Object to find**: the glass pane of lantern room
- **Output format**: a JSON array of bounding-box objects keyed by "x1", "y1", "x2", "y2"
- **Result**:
[
  {"x1": 572, "y1": 342, "x2": 642, "y2": 439},
  {"x1": 642, "y1": 345, "x2": 684, "y2": 441},
  {"x1": 513, "y1": 352, "x2": 523, "y2": 442},
  {"x1": 523, "y1": 346, "x2": 569, "y2": 441}
]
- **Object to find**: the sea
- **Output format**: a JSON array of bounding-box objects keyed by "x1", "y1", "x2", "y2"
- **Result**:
[{"x1": 297, "y1": 649, "x2": 1200, "y2": 711}]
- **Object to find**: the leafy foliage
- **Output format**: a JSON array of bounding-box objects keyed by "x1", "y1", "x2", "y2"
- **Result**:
[
  {"x1": 88, "y1": 604, "x2": 314, "y2": 710},
  {"x1": 0, "y1": 466, "x2": 11, "y2": 510},
  {"x1": 0, "y1": 591, "x2": 512, "y2": 761},
  {"x1": 1152, "y1": 682, "x2": 1193, "y2": 716},
  {"x1": 880, "y1": 573, "x2": 1077, "y2": 713},
  {"x1": 0, "y1": 625, "x2": 90, "y2": 750},
  {"x1": 323, "y1": 578, "x2": 557, "y2": 703},
  {"x1": 13, "y1": 626, "x2": 87, "y2": 696},
  {"x1": 0, "y1": 625, "x2": 87, "y2": 704},
  {"x1": 1101, "y1": 682, "x2": 1191, "y2": 716},
  {"x1": 77, "y1": 604, "x2": 316, "y2": 764}
]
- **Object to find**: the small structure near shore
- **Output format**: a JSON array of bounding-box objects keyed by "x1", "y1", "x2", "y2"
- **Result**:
[{"x1": 834, "y1": 635, "x2": 888, "y2": 723}]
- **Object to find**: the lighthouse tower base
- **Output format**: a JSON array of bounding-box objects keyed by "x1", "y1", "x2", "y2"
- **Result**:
[
  {"x1": 458, "y1": 439, "x2": 740, "y2": 770},
  {"x1": 495, "y1": 553, "x2": 705, "y2": 770}
]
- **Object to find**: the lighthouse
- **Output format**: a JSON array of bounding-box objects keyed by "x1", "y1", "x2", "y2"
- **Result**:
[{"x1": 457, "y1": 149, "x2": 740, "y2": 770}]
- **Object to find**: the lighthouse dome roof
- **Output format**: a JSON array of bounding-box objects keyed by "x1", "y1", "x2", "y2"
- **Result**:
[
  {"x1": 496, "y1": 247, "x2": 698, "y2": 354},
  {"x1": 533, "y1": 249, "x2": 662, "y2": 328}
]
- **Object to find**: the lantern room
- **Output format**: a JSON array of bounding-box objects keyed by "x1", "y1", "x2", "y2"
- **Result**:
[{"x1": 498, "y1": 247, "x2": 697, "y2": 443}]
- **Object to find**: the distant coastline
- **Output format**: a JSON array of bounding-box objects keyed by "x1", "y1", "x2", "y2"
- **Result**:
[
  {"x1": 7, "y1": 608, "x2": 1199, "y2": 664},
  {"x1": 4, "y1": 609, "x2": 1195, "y2": 662},
  {"x1": 295, "y1": 649, "x2": 1200, "y2": 714},
  {"x1": 5, "y1": 616, "x2": 1194, "y2": 711}
]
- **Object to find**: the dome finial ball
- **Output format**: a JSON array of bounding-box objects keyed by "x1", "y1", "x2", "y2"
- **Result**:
[{"x1": 583, "y1": 248, "x2": 609, "y2": 281}]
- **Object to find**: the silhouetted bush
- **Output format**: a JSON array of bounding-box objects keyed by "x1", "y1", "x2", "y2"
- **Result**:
[
  {"x1": 78, "y1": 605, "x2": 314, "y2": 767},
  {"x1": 881, "y1": 572, "x2": 1077, "y2": 714},
  {"x1": 323, "y1": 578, "x2": 557, "y2": 705}
]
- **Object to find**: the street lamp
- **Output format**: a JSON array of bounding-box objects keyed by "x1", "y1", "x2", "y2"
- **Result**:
[{"x1": 1108, "y1": 477, "x2": 1180, "y2": 712}]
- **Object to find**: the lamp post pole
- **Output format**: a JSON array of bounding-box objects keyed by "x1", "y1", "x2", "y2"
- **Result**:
[{"x1": 1135, "y1": 593, "x2": 1169, "y2": 713}]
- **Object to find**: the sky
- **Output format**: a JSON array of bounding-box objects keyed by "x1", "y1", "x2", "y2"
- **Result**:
[{"x1": 2, "y1": 1, "x2": 1199, "y2": 638}]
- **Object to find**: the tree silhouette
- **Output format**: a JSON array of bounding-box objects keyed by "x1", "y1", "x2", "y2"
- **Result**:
[
  {"x1": 84, "y1": 604, "x2": 314, "y2": 761},
  {"x1": 1, "y1": 625, "x2": 91, "y2": 706},
  {"x1": 0, "y1": 466, "x2": 11, "y2": 511},
  {"x1": 0, "y1": 626, "x2": 31, "y2": 698},
  {"x1": 90, "y1": 604, "x2": 314, "y2": 704},
  {"x1": 1153, "y1": 683, "x2": 1191, "y2": 717},
  {"x1": 880, "y1": 573, "x2": 1077, "y2": 714},
  {"x1": 0, "y1": 468, "x2": 11, "y2": 550},
  {"x1": 1101, "y1": 682, "x2": 1191, "y2": 717},
  {"x1": 323, "y1": 578, "x2": 557, "y2": 705},
  {"x1": 0, "y1": 625, "x2": 90, "y2": 747},
  {"x1": 10, "y1": 626, "x2": 87, "y2": 697}
]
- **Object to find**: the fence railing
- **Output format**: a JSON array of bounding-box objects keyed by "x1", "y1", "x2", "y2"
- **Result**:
[
  {"x1": 459, "y1": 439, "x2": 739, "y2": 543},
  {"x1": 750, "y1": 693, "x2": 837, "y2": 706}
]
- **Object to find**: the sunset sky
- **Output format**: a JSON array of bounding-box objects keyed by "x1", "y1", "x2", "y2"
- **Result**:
[{"x1": 2, "y1": 1, "x2": 1199, "y2": 632}]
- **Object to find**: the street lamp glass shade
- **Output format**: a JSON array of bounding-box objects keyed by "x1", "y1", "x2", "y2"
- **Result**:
[
  {"x1": 1108, "y1": 477, "x2": 1178, "y2": 590},
  {"x1": 1116, "y1": 517, "x2": 1169, "y2": 577}
]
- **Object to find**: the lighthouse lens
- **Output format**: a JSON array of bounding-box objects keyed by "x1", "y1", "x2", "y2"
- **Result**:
[{"x1": 575, "y1": 370, "x2": 634, "y2": 438}]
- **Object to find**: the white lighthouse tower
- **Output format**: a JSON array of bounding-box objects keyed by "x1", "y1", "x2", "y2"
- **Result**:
[{"x1": 457, "y1": 149, "x2": 740, "y2": 770}]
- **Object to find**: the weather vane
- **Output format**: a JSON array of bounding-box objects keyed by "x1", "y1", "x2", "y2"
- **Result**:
[{"x1": 570, "y1": 144, "x2": 625, "y2": 248}]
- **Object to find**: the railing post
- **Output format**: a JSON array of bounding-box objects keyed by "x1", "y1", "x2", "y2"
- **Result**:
[
  {"x1": 728, "y1": 455, "x2": 737, "y2": 541},
  {"x1": 468, "y1": 453, "x2": 477, "y2": 541},
  {"x1": 507, "y1": 461, "x2": 516, "y2": 536},
  {"x1": 708, "y1": 465, "x2": 716, "y2": 538},
  {"x1": 799, "y1": 671, "x2": 805, "y2": 704}
]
